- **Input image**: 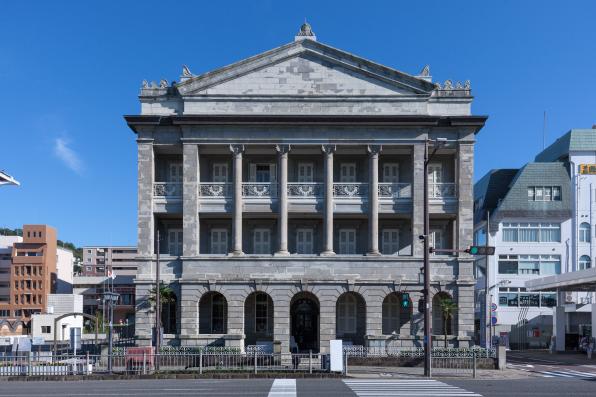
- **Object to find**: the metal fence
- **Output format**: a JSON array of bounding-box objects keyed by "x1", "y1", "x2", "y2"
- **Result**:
[
  {"x1": 0, "y1": 352, "x2": 329, "y2": 376},
  {"x1": 431, "y1": 355, "x2": 477, "y2": 378},
  {"x1": 343, "y1": 346, "x2": 496, "y2": 359}
]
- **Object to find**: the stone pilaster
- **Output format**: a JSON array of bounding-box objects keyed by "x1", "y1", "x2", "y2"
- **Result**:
[
  {"x1": 182, "y1": 144, "x2": 199, "y2": 257},
  {"x1": 321, "y1": 145, "x2": 336, "y2": 256},
  {"x1": 276, "y1": 145, "x2": 290, "y2": 256},
  {"x1": 457, "y1": 143, "x2": 474, "y2": 252},
  {"x1": 137, "y1": 141, "x2": 154, "y2": 257},
  {"x1": 230, "y1": 145, "x2": 244, "y2": 255},
  {"x1": 411, "y1": 143, "x2": 425, "y2": 257},
  {"x1": 319, "y1": 296, "x2": 336, "y2": 353},
  {"x1": 367, "y1": 145, "x2": 381, "y2": 255}
]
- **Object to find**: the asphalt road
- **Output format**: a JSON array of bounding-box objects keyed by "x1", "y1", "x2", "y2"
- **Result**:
[{"x1": 0, "y1": 377, "x2": 595, "y2": 396}]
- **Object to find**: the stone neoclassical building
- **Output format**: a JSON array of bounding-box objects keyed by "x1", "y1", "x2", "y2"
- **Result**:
[{"x1": 125, "y1": 24, "x2": 487, "y2": 353}]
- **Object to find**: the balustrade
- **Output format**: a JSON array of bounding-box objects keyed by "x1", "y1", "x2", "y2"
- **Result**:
[
  {"x1": 378, "y1": 183, "x2": 412, "y2": 199},
  {"x1": 429, "y1": 183, "x2": 457, "y2": 199},
  {"x1": 199, "y1": 183, "x2": 233, "y2": 198},
  {"x1": 153, "y1": 182, "x2": 182, "y2": 198},
  {"x1": 333, "y1": 183, "x2": 368, "y2": 198},
  {"x1": 287, "y1": 182, "x2": 323, "y2": 198},
  {"x1": 242, "y1": 182, "x2": 278, "y2": 198}
]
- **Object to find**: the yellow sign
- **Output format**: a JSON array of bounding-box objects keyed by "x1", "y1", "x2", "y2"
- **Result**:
[{"x1": 579, "y1": 164, "x2": 596, "y2": 175}]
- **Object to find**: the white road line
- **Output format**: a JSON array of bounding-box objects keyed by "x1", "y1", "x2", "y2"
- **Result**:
[
  {"x1": 268, "y1": 379, "x2": 296, "y2": 397},
  {"x1": 539, "y1": 371, "x2": 575, "y2": 378},
  {"x1": 562, "y1": 369, "x2": 596, "y2": 377},
  {"x1": 344, "y1": 379, "x2": 481, "y2": 396}
]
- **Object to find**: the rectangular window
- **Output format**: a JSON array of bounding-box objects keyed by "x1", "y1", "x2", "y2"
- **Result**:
[
  {"x1": 528, "y1": 186, "x2": 562, "y2": 201},
  {"x1": 297, "y1": 163, "x2": 314, "y2": 183},
  {"x1": 168, "y1": 229, "x2": 183, "y2": 256},
  {"x1": 339, "y1": 229, "x2": 357, "y2": 255},
  {"x1": 296, "y1": 228, "x2": 314, "y2": 254},
  {"x1": 498, "y1": 254, "x2": 561, "y2": 275},
  {"x1": 519, "y1": 293, "x2": 540, "y2": 307},
  {"x1": 429, "y1": 228, "x2": 444, "y2": 252},
  {"x1": 541, "y1": 293, "x2": 557, "y2": 307},
  {"x1": 340, "y1": 163, "x2": 357, "y2": 183},
  {"x1": 210, "y1": 229, "x2": 228, "y2": 254},
  {"x1": 253, "y1": 228, "x2": 271, "y2": 255},
  {"x1": 0, "y1": 310, "x2": 10, "y2": 317},
  {"x1": 381, "y1": 229, "x2": 400, "y2": 255},
  {"x1": 212, "y1": 163, "x2": 228, "y2": 183},
  {"x1": 382, "y1": 163, "x2": 400, "y2": 183},
  {"x1": 499, "y1": 293, "x2": 519, "y2": 307},
  {"x1": 255, "y1": 293, "x2": 269, "y2": 334},
  {"x1": 169, "y1": 163, "x2": 183, "y2": 183},
  {"x1": 502, "y1": 223, "x2": 560, "y2": 243},
  {"x1": 41, "y1": 325, "x2": 51, "y2": 334}
]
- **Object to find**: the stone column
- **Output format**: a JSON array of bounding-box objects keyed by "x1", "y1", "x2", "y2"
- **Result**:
[
  {"x1": 137, "y1": 140, "x2": 154, "y2": 257},
  {"x1": 230, "y1": 145, "x2": 244, "y2": 256},
  {"x1": 182, "y1": 144, "x2": 199, "y2": 257},
  {"x1": 321, "y1": 145, "x2": 336, "y2": 256},
  {"x1": 411, "y1": 143, "x2": 425, "y2": 257},
  {"x1": 367, "y1": 145, "x2": 382, "y2": 255},
  {"x1": 457, "y1": 143, "x2": 474, "y2": 252},
  {"x1": 276, "y1": 145, "x2": 291, "y2": 256}
]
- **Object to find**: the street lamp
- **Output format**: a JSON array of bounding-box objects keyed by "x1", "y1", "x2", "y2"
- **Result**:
[
  {"x1": 103, "y1": 291, "x2": 120, "y2": 373},
  {"x1": 422, "y1": 137, "x2": 448, "y2": 378}
]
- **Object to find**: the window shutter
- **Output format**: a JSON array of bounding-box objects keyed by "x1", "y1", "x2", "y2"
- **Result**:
[
  {"x1": 249, "y1": 164, "x2": 257, "y2": 182},
  {"x1": 269, "y1": 164, "x2": 277, "y2": 182}
]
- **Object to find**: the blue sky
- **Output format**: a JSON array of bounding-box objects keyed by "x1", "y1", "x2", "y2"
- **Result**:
[{"x1": 1, "y1": 1, "x2": 595, "y2": 247}]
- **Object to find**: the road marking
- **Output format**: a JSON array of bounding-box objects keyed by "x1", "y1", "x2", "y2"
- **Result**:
[
  {"x1": 344, "y1": 379, "x2": 482, "y2": 396},
  {"x1": 268, "y1": 379, "x2": 296, "y2": 397}
]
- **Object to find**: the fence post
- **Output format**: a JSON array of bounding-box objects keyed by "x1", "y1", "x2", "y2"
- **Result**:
[
  {"x1": 254, "y1": 349, "x2": 258, "y2": 374},
  {"x1": 309, "y1": 350, "x2": 312, "y2": 374},
  {"x1": 86, "y1": 352, "x2": 90, "y2": 375},
  {"x1": 199, "y1": 350, "x2": 203, "y2": 375},
  {"x1": 472, "y1": 351, "x2": 477, "y2": 379},
  {"x1": 27, "y1": 353, "x2": 31, "y2": 376},
  {"x1": 344, "y1": 351, "x2": 348, "y2": 376},
  {"x1": 143, "y1": 352, "x2": 147, "y2": 375}
]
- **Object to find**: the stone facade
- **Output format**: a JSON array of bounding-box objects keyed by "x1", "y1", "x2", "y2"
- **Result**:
[{"x1": 126, "y1": 26, "x2": 487, "y2": 353}]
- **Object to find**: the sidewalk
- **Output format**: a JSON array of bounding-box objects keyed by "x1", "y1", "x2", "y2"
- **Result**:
[{"x1": 508, "y1": 349, "x2": 596, "y2": 366}]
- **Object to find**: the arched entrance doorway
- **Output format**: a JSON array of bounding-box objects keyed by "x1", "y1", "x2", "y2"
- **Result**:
[{"x1": 290, "y1": 292, "x2": 319, "y2": 353}]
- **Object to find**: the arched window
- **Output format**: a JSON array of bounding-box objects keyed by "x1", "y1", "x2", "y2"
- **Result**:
[
  {"x1": 579, "y1": 255, "x2": 591, "y2": 270},
  {"x1": 244, "y1": 292, "x2": 274, "y2": 346},
  {"x1": 382, "y1": 293, "x2": 412, "y2": 335},
  {"x1": 162, "y1": 292, "x2": 178, "y2": 334},
  {"x1": 199, "y1": 292, "x2": 228, "y2": 334},
  {"x1": 336, "y1": 292, "x2": 366, "y2": 345},
  {"x1": 579, "y1": 223, "x2": 591, "y2": 243}
]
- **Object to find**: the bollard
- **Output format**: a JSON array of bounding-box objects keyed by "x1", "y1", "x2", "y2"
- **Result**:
[
  {"x1": 143, "y1": 352, "x2": 147, "y2": 375},
  {"x1": 199, "y1": 350, "x2": 203, "y2": 375},
  {"x1": 472, "y1": 351, "x2": 477, "y2": 379},
  {"x1": 309, "y1": 350, "x2": 312, "y2": 374}
]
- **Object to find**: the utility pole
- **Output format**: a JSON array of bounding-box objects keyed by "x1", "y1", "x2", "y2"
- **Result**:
[
  {"x1": 485, "y1": 211, "x2": 491, "y2": 348},
  {"x1": 155, "y1": 230, "x2": 161, "y2": 362},
  {"x1": 423, "y1": 139, "x2": 432, "y2": 377}
]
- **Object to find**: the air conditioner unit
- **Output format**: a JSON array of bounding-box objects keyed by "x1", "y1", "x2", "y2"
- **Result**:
[{"x1": 565, "y1": 292, "x2": 575, "y2": 304}]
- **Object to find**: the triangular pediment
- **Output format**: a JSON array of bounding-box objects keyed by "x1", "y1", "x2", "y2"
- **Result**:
[{"x1": 177, "y1": 40, "x2": 435, "y2": 97}]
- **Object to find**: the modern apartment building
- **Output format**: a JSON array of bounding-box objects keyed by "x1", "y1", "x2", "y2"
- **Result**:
[
  {"x1": 474, "y1": 164, "x2": 571, "y2": 349},
  {"x1": 0, "y1": 225, "x2": 73, "y2": 335},
  {"x1": 125, "y1": 24, "x2": 487, "y2": 352},
  {"x1": 74, "y1": 275, "x2": 136, "y2": 325},
  {"x1": 82, "y1": 246, "x2": 138, "y2": 276}
]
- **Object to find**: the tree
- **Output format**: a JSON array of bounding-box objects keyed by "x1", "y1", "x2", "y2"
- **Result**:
[
  {"x1": 437, "y1": 296, "x2": 458, "y2": 348},
  {"x1": 148, "y1": 283, "x2": 177, "y2": 332}
]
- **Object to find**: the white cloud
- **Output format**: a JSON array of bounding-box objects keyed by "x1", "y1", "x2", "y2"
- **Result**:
[{"x1": 54, "y1": 138, "x2": 83, "y2": 174}]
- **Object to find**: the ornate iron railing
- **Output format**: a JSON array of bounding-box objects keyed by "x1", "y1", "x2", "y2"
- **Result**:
[
  {"x1": 429, "y1": 182, "x2": 457, "y2": 199},
  {"x1": 287, "y1": 182, "x2": 323, "y2": 198},
  {"x1": 242, "y1": 182, "x2": 278, "y2": 198},
  {"x1": 333, "y1": 183, "x2": 368, "y2": 198},
  {"x1": 378, "y1": 183, "x2": 412, "y2": 198},
  {"x1": 153, "y1": 182, "x2": 182, "y2": 198},
  {"x1": 344, "y1": 346, "x2": 496, "y2": 358},
  {"x1": 199, "y1": 183, "x2": 232, "y2": 198}
]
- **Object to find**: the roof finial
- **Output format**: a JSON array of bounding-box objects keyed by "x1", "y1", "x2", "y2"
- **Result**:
[{"x1": 295, "y1": 20, "x2": 316, "y2": 42}]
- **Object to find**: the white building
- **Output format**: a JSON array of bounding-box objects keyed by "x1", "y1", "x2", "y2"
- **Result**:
[
  {"x1": 30, "y1": 294, "x2": 83, "y2": 341},
  {"x1": 474, "y1": 163, "x2": 572, "y2": 349},
  {"x1": 56, "y1": 246, "x2": 74, "y2": 293}
]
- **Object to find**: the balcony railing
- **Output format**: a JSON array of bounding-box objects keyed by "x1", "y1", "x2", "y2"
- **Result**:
[
  {"x1": 333, "y1": 183, "x2": 368, "y2": 198},
  {"x1": 242, "y1": 182, "x2": 278, "y2": 198},
  {"x1": 429, "y1": 182, "x2": 457, "y2": 199},
  {"x1": 378, "y1": 183, "x2": 412, "y2": 199},
  {"x1": 153, "y1": 182, "x2": 182, "y2": 198},
  {"x1": 287, "y1": 182, "x2": 324, "y2": 198},
  {"x1": 199, "y1": 182, "x2": 233, "y2": 198}
]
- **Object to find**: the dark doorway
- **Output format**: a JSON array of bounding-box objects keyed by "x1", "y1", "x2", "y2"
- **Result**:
[{"x1": 290, "y1": 293, "x2": 319, "y2": 353}]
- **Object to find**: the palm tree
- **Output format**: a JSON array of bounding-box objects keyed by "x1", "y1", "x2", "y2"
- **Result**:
[
  {"x1": 148, "y1": 283, "x2": 177, "y2": 332},
  {"x1": 437, "y1": 296, "x2": 458, "y2": 348}
]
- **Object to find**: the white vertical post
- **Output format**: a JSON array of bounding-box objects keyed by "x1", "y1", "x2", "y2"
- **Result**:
[
  {"x1": 230, "y1": 145, "x2": 244, "y2": 255},
  {"x1": 321, "y1": 145, "x2": 336, "y2": 256},
  {"x1": 276, "y1": 145, "x2": 290, "y2": 255}
]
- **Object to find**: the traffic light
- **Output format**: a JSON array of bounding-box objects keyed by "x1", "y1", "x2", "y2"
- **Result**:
[
  {"x1": 418, "y1": 298, "x2": 425, "y2": 314},
  {"x1": 401, "y1": 293, "x2": 410, "y2": 309},
  {"x1": 466, "y1": 246, "x2": 495, "y2": 255}
]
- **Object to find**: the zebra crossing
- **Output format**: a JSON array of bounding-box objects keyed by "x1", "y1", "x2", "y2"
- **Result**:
[
  {"x1": 537, "y1": 369, "x2": 596, "y2": 379},
  {"x1": 343, "y1": 379, "x2": 482, "y2": 396}
]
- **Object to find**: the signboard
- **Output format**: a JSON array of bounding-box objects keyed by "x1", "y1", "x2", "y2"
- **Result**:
[
  {"x1": 31, "y1": 337, "x2": 45, "y2": 346},
  {"x1": 580, "y1": 164, "x2": 596, "y2": 175},
  {"x1": 0, "y1": 337, "x2": 11, "y2": 346},
  {"x1": 13, "y1": 337, "x2": 31, "y2": 352},
  {"x1": 491, "y1": 303, "x2": 497, "y2": 312},
  {"x1": 491, "y1": 316, "x2": 498, "y2": 326},
  {"x1": 329, "y1": 340, "x2": 343, "y2": 372},
  {"x1": 70, "y1": 327, "x2": 82, "y2": 350}
]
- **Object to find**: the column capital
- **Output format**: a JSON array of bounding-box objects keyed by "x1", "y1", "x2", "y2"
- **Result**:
[
  {"x1": 321, "y1": 144, "x2": 336, "y2": 155},
  {"x1": 367, "y1": 144, "x2": 382, "y2": 156},
  {"x1": 229, "y1": 144, "x2": 245, "y2": 156},
  {"x1": 275, "y1": 144, "x2": 291, "y2": 155}
]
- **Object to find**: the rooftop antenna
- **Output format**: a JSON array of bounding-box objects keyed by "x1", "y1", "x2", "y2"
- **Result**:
[{"x1": 543, "y1": 111, "x2": 547, "y2": 150}]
